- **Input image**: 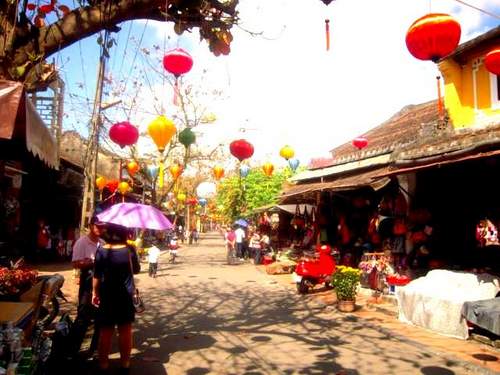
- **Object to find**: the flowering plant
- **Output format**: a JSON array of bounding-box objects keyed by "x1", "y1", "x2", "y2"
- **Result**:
[
  {"x1": 331, "y1": 266, "x2": 362, "y2": 301},
  {"x1": 0, "y1": 267, "x2": 38, "y2": 296}
]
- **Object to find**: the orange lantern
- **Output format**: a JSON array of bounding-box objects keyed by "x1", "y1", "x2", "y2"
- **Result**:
[
  {"x1": 169, "y1": 164, "x2": 183, "y2": 179},
  {"x1": 147, "y1": 116, "x2": 176, "y2": 153},
  {"x1": 279, "y1": 145, "x2": 295, "y2": 160},
  {"x1": 485, "y1": 48, "x2": 500, "y2": 76},
  {"x1": 213, "y1": 166, "x2": 224, "y2": 180},
  {"x1": 405, "y1": 13, "x2": 461, "y2": 62},
  {"x1": 118, "y1": 181, "x2": 130, "y2": 195},
  {"x1": 96, "y1": 176, "x2": 107, "y2": 191},
  {"x1": 262, "y1": 162, "x2": 274, "y2": 177},
  {"x1": 127, "y1": 161, "x2": 139, "y2": 177}
]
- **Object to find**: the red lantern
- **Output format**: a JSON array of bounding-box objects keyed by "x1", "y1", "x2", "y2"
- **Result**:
[
  {"x1": 106, "y1": 179, "x2": 119, "y2": 193},
  {"x1": 485, "y1": 48, "x2": 500, "y2": 76},
  {"x1": 352, "y1": 137, "x2": 368, "y2": 150},
  {"x1": 405, "y1": 13, "x2": 461, "y2": 62},
  {"x1": 230, "y1": 139, "x2": 254, "y2": 162},
  {"x1": 109, "y1": 122, "x2": 139, "y2": 148},
  {"x1": 187, "y1": 198, "x2": 198, "y2": 206},
  {"x1": 163, "y1": 48, "x2": 193, "y2": 77}
]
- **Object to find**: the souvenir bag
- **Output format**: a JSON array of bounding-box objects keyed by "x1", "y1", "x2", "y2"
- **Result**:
[{"x1": 128, "y1": 250, "x2": 145, "y2": 314}]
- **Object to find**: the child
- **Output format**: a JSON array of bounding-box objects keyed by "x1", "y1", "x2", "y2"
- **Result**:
[
  {"x1": 169, "y1": 236, "x2": 179, "y2": 263},
  {"x1": 147, "y1": 241, "x2": 161, "y2": 278}
]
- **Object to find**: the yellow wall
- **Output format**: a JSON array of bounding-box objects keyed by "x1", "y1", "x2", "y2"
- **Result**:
[{"x1": 439, "y1": 48, "x2": 500, "y2": 129}]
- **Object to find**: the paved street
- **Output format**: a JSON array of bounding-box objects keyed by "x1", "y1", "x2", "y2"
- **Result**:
[{"x1": 78, "y1": 232, "x2": 479, "y2": 375}]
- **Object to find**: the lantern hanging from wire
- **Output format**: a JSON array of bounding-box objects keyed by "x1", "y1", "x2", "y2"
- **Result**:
[
  {"x1": 126, "y1": 161, "x2": 139, "y2": 177},
  {"x1": 240, "y1": 165, "x2": 250, "y2": 178},
  {"x1": 485, "y1": 48, "x2": 500, "y2": 76},
  {"x1": 352, "y1": 137, "x2": 368, "y2": 150},
  {"x1": 163, "y1": 48, "x2": 193, "y2": 105},
  {"x1": 148, "y1": 115, "x2": 176, "y2": 188},
  {"x1": 262, "y1": 162, "x2": 274, "y2": 177},
  {"x1": 178, "y1": 127, "x2": 196, "y2": 148},
  {"x1": 230, "y1": 139, "x2": 254, "y2": 162},
  {"x1": 177, "y1": 193, "x2": 186, "y2": 202},
  {"x1": 96, "y1": 176, "x2": 106, "y2": 191},
  {"x1": 147, "y1": 165, "x2": 159, "y2": 185},
  {"x1": 169, "y1": 164, "x2": 183, "y2": 179},
  {"x1": 279, "y1": 145, "x2": 295, "y2": 161},
  {"x1": 213, "y1": 166, "x2": 225, "y2": 180},
  {"x1": 106, "y1": 179, "x2": 119, "y2": 193},
  {"x1": 109, "y1": 122, "x2": 139, "y2": 148},
  {"x1": 198, "y1": 198, "x2": 207, "y2": 207},
  {"x1": 288, "y1": 158, "x2": 300, "y2": 172}
]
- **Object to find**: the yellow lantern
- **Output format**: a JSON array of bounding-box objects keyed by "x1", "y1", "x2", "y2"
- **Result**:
[
  {"x1": 262, "y1": 162, "x2": 274, "y2": 176},
  {"x1": 169, "y1": 164, "x2": 183, "y2": 179},
  {"x1": 127, "y1": 161, "x2": 139, "y2": 176},
  {"x1": 147, "y1": 115, "x2": 177, "y2": 153},
  {"x1": 279, "y1": 145, "x2": 295, "y2": 160},
  {"x1": 213, "y1": 166, "x2": 224, "y2": 180},
  {"x1": 118, "y1": 181, "x2": 130, "y2": 195},
  {"x1": 177, "y1": 193, "x2": 186, "y2": 202},
  {"x1": 96, "y1": 176, "x2": 107, "y2": 191}
]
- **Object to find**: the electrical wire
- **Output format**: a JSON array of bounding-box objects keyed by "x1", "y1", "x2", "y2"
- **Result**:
[{"x1": 451, "y1": 0, "x2": 500, "y2": 19}]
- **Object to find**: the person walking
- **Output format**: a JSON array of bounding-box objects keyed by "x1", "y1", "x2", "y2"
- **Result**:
[
  {"x1": 234, "y1": 225, "x2": 245, "y2": 259},
  {"x1": 71, "y1": 217, "x2": 102, "y2": 355},
  {"x1": 225, "y1": 227, "x2": 236, "y2": 264},
  {"x1": 92, "y1": 223, "x2": 140, "y2": 374},
  {"x1": 147, "y1": 241, "x2": 161, "y2": 278}
]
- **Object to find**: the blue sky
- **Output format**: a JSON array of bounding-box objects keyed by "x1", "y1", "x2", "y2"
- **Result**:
[{"x1": 53, "y1": 0, "x2": 500, "y2": 168}]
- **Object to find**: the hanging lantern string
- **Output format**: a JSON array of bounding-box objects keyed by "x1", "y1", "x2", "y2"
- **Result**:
[
  {"x1": 325, "y1": 19, "x2": 330, "y2": 51},
  {"x1": 451, "y1": 0, "x2": 500, "y2": 19},
  {"x1": 436, "y1": 76, "x2": 443, "y2": 120},
  {"x1": 173, "y1": 76, "x2": 180, "y2": 106}
]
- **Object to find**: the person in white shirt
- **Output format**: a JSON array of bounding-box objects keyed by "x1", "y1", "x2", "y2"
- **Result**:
[
  {"x1": 234, "y1": 226, "x2": 245, "y2": 258},
  {"x1": 147, "y1": 242, "x2": 161, "y2": 278}
]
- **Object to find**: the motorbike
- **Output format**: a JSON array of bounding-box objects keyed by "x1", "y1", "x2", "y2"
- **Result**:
[{"x1": 293, "y1": 244, "x2": 336, "y2": 294}]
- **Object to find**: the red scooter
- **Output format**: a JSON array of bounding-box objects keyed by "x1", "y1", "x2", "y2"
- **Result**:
[{"x1": 293, "y1": 244, "x2": 336, "y2": 294}]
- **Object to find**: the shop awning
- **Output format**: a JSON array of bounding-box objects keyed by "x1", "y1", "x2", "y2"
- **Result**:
[
  {"x1": 280, "y1": 167, "x2": 391, "y2": 203},
  {"x1": 250, "y1": 204, "x2": 315, "y2": 215},
  {"x1": 0, "y1": 80, "x2": 59, "y2": 169}
]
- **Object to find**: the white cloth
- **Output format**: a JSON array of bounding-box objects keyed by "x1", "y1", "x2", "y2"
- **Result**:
[
  {"x1": 235, "y1": 228, "x2": 245, "y2": 243},
  {"x1": 396, "y1": 270, "x2": 500, "y2": 339},
  {"x1": 148, "y1": 245, "x2": 161, "y2": 263},
  {"x1": 72, "y1": 235, "x2": 99, "y2": 262}
]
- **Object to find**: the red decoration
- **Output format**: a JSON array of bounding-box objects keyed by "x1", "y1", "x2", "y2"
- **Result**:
[
  {"x1": 39, "y1": 4, "x2": 54, "y2": 13},
  {"x1": 163, "y1": 48, "x2": 193, "y2": 77},
  {"x1": 485, "y1": 48, "x2": 500, "y2": 76},
  {"x1": 352, "y1": 137, "x2": 368, "y2": 150},
  {"x1": 27, "y1": 3, "x2": 36, "y2": 10},
  {"x1": 109, "y1": 122, "x2": 139, "y2": 148},
  {"x1": 187, "y1": 198, "x2": 198, "y2": 206},
  {"x1": 230, "y1": 139, "x2": 254, "y2": 161},
  {"x1": 405, "y1": 13, "x2": 461, "y2": 62},
  {"x1": 106, "y1": 180, "x2": 119, "y2": 193}
]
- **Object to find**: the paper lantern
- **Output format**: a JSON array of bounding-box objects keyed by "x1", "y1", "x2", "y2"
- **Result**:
[
  {"x1": 96, "y1": 176, "x2": 106, "y2": 191},
  {"x1": 127, "y1": 161, "x2": 139, "y2": 177},
  {"x1": 106, "y1": 180, "x2": 119, "y2": 192},
  {"x1": 178, "y1": 127, "x2": 196, "y2": 148},
  {"x1": 279, "y1": 145, "x2": 295, "y2": 160},
  {"x1": 109, "y1": 122, "x2": 139, "y2": 148},
  {"x1": 262, "y1": 162, "x2": 274, "y2": 176},
  {"x1": 118, "y1": 181, "x2": 130, "y2": 195},
  {"x1": 352, "y1": 137, "x2": 368, "y2": 150},
  {"x1": 405, "y1": 13, "x2": 461, "y2": 62},
  {"x1": 196, "y1": 181, "x2": 217, "y2": 199},
  {"x1": 240, "y1": 165, "x2": 250, "y2": 178},
  {"x1": 213, "y1": 166, "x2": 224, "y2": 180},
  {"x1": 148, "y1": 116, "x2": 176, "y2": 153},
  {"x1": 230, "y1": 139, "x2": 254, "y2": 161},
  {"x1": 177, "y1": 193, "x2": 186, "y2": 202},
  {"x1": 198, "y1": 198, "x2": 207, "y2": 206},
  {"x1": 169, "y1": 164, "x2": 183, "y2": 179},
  {"x1": 288, "y1": 158, "x2": 300, "y2": 172},
  {"x1": 162, "y1": 48, "x2": 193, "y2": 77},
  {"x1": 485, "y1": 48, "x2": 500, "y2": 76},
  {"x1": 187, "y1": 197, "x2": 198, "y2": 206},
  {"x1": 147, "y1": 165, "x2": 159, "y2": 180}
]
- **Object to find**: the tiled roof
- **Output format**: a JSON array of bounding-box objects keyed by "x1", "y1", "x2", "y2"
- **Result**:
[{"x1": 308, "y1": 100, "x2": 440, "y2": 170}]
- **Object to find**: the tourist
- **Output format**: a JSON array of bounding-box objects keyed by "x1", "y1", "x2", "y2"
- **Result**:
[
  {"x1": 234, "y1": 225, "x2": 245, "y2": 259},
  {"x1": 225, "y1": 226, "x2": 236, "y2": 264},
  {"x1": 92, "y1": 223, "x2": 140, "y2": 374},
  {"x1": 147, "y1": 240, "x2": 161, "y2": 278},
  {"x1": 249, "y1": 231, "x2": 261, "y2": 264}
]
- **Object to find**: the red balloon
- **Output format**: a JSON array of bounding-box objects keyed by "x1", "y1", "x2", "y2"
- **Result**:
[
  {"x1": 163, "y1": 48, "x2": 193, "y2": 77},
  {"x1": 406, "y1": 13, "x2": 461, "y2": 62},
  {"x1": 352, "y1": 137, "x2": 368, "y2": 150},
  {"x1": 485, "y1": 48, "x2": 500, "y2": 76},
  {"x1": 230, "y1": 139, "x2": 254, "y2": 161},
  {"x1": 109, "y1": 122, "x2": 139, "y2": 148}
]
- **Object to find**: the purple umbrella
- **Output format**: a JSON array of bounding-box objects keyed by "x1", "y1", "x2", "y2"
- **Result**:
[{"x1": 97, "y1": 203, "x2": 173, "y2": 230}]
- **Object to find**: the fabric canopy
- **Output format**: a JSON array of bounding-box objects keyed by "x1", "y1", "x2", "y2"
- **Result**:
[{"x1": 0, "y1": 80, "x2": 59, "y2": 169}]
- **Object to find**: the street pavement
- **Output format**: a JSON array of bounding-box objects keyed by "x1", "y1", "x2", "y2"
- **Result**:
[{"x1": 104, "y1": 232, "x2": 482, "y2": 375}]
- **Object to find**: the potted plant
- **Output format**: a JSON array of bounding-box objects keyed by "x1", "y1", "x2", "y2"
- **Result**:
[{"x1": 331, "y1": 266, "x2": 362, "y2": 312}]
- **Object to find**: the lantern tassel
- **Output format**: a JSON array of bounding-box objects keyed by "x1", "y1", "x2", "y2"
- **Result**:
[
  {"x1": 436, "y1": 76, "x2": 443, "y2": 119},
  {"x1": 325, "y1": 19, "x2": 330, "y2": 51},
  {"x1": 159, "y1": 160, "x2": 164, "y2": 189},
  {"x1": 173, "y1": 77, "x2": 179, "y2": 106}
]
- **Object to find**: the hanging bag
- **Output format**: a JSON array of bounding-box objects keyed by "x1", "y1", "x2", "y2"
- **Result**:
[{"x1": 128, "y1": 249, "x2": 145, "y2": 314}]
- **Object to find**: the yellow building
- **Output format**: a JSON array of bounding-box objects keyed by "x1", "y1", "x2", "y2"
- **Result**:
[{"x1": 439, "y1": 26, "x2": 500, "y2": 129}]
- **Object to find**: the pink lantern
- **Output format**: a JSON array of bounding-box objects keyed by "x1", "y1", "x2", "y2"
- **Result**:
[
  {"x1": 109, "y1": 122, "x2": 139, "y2": 148},
  {"x1": 163, "y1": 48, "x2": 193, "y2": 77},
  {"x1": 352, "y1": 137, "x2": 368, "y2": 150}
]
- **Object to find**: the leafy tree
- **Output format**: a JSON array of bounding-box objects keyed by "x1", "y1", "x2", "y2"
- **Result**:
[{"x1": 216, "y1": 167, "x2": 291, "y2": 222}]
